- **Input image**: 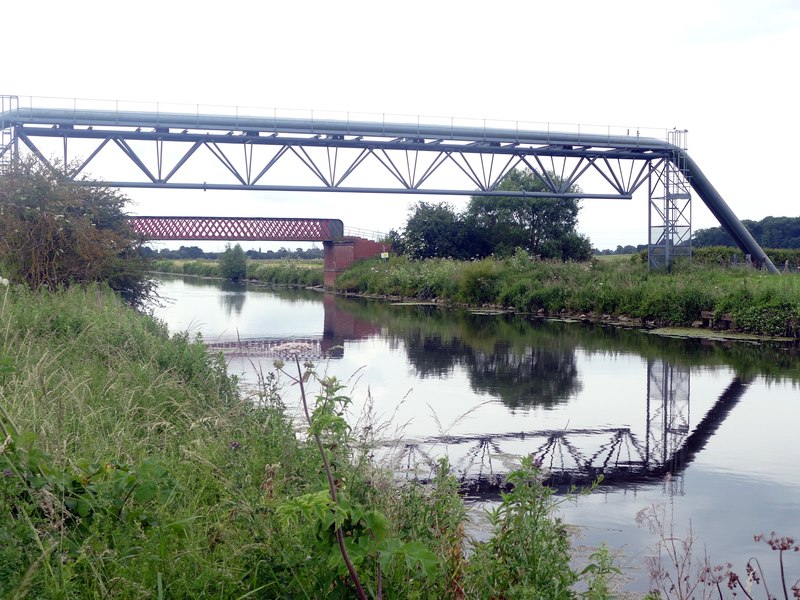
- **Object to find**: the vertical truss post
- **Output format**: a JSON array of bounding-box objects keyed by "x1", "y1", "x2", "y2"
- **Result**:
[
  {"x1": 648, "y1": 129, "x2": 692, "y2": 270},
  {"x1": 0, "y1": 95, "x2": 19, "y2": 171}
]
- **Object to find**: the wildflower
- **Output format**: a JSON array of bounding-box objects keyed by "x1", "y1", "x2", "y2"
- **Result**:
[
  {"x1": 0, "y1": 277, "x2": 8, "y2": 286},
  {"x1": 229, "y1": 440, "x2": 241, "y2": 450}
]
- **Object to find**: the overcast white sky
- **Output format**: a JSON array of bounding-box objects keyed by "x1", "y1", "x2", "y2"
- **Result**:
[{"x1": 4, "y1": 0, "x2": 799, "y2": 250}]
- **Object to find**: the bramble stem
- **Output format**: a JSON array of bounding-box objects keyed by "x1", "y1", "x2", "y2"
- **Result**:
[{"x1": 294, "y1": 358, "x2": 368, "y2": 600}]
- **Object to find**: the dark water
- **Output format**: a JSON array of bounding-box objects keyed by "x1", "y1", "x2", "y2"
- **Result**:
[{"x1": 153, "y1": 275, "x2": 800, "y2": 591}]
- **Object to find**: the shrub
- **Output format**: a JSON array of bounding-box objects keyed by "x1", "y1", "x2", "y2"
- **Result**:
[
  {"x1": 458, "y1": 259, "x2": 500, "y2": 304},
  {"x1": 0, "y1": 158, "x2": 153, "y2": 305}
]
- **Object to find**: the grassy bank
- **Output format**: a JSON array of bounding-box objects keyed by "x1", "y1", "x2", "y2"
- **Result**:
[
  {"x1": 334, "y1": 252, "x2": 800, "y2": 338},
  {"x1": 151, "y1": 258, "x2": 324, "y2": 286},
  {"x1": 0, "y1": 284, "x2": 618, "y2": 598}
]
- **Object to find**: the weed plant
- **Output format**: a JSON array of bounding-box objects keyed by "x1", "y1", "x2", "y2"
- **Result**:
[{"x1": 637, "y1": 504, "x2": 799, "y2": 600}]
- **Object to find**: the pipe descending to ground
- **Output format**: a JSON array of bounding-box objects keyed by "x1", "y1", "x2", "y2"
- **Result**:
[{"x1": 678, "y1": 152, "x2": 778, "y2": 273}]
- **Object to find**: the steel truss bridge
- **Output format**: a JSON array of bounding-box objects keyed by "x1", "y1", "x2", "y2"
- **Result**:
[
  {"x1": 0, "y1": 95, "x2": 777, "y2": 272},
  {"x1": 128, "y1": 216, "x2": 344, "y2": 241}
]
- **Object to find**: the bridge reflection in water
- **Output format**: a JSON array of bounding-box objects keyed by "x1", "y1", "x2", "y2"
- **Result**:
[
  {"x1": 204, "y1": 294, "x2": 382, "y2": 360},
  {"x1": 203, "y1": 291, "x2": 752, "y2": 493},
  {"x1": 390, "y1": 366, "x2": 750, "y2": 493}
]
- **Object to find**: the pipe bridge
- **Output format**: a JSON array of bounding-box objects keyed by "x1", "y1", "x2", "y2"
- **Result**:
[{"x1": 0, "y1": 95, "x2": 777, "y2": 272}]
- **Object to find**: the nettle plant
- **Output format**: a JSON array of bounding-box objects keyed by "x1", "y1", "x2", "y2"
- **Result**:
[{"x1": 273, "y1": 357, "x2": 437, "y2": 600}]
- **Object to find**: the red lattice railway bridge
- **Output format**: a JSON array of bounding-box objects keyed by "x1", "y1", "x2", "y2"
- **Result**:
[{"x1": 128, "y1": 215, "x2": 387, "y2": 286}]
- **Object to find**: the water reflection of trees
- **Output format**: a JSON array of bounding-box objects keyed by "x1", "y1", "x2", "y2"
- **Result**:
[
  {"x1": 373, "y1": 308, "x2": 583, "y2": 409},
  {"x1": 329, "y1": 296, "x2": 800, "y2": 385},
  {"x1": 468, "y1": 343, "x2": 580, "y2": 409},
  {"x1": 219, "y1": 280, "x2": 247, "y2": 316},
  {"x1": 322, "y1": 295, "x2": 800, "y2": 409}
]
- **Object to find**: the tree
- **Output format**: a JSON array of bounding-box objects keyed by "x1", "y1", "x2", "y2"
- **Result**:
[
  {"x1": 0, "y1": 158, "x2": 153, "y2": 305},
  {"x1": 401, "y1": 201, "x2": 467, "y2": 259},
  {"x1": 219, "y1": 243, "x2": 247, "y2": 281},
  {"x1": 465, "y1": 168, "x2": 591, "y2": 260}
]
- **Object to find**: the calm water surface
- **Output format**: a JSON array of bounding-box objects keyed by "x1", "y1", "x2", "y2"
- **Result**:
[{"x1": 153, "y1": 275, "x2": 800, "y2": 591}]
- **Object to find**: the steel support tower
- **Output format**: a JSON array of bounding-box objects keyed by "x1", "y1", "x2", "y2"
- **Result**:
[{"x1": 648, "y1": 129, "x2": 692, "y2": 270}]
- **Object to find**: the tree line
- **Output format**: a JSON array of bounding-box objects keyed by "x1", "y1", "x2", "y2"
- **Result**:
[
  {"x1": 141, "y1": 245, "x2": 323, "y2": 260},
  {"x1": 693, "y1": 216, "x2": 800, "y2": 248},
  {"x1": 387, "y1": 168, "x2": 593, "y2": 261}
]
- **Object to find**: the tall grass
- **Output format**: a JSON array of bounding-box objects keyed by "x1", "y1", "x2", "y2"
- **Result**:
[
  {"x1": 0, "y1": 285, "x2": 310, "y2": 596},
  {"x1": 0, "y1": 284, "x2": 619, "y2": 598},
  {"x1": 335, "y1": 252, "x2": 800, "y2": 337}
]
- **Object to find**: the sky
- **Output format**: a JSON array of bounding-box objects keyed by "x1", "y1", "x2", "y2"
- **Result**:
[{"x1": 3, "y1": 0, "x2": 799, "y2": 251}]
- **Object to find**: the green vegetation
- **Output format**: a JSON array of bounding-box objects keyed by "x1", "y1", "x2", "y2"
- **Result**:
[
  {"x1": 691, "y1": 246, "x2": 800, "y2": 270},
  {"x1": 0, "y1": 158, "x2": 153, "y2": 306},
  {"x1": 142, "y1": 244, "x2": 323, "y2": 260},
  {"x1": 389, "y1": 167, "x2": 592, "y2": 261},
  {"x1": 218, "y1": 243, "x2": 247, "y2": 281},
  {"x1": 152, "y1": 258, "x2": 324, "y2": 286},
  {"x1": 693, "y1": 215, "x2": 800, "y2": 249},
  {"x1": 335, "y1": 251, "x2": 800, "y2": 337},
  {"x1": 0, "y1": 284, "x2": 619, "y2": 598}
]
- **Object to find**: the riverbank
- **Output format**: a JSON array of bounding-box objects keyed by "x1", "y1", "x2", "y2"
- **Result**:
[
  {"x1": 151, "y1": 257, "x2": 323, "y2": 286},
  {"x1": 153, "y1": 253, "x2": 800, "y2": 339},
  {"x1": 333, "y1": 253, "x2": 800, "y2": 339},
  {"x1": 0, "y1": 284, "x2": 622, "y2": 598}
]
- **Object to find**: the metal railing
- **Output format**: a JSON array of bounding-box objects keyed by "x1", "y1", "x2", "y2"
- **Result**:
[
  {"x1": 2, "y1": 94, "x2": 670, "y2": 145},
  {"x1": 344, "y1": 226, "x2": 388, "y2": 241}
]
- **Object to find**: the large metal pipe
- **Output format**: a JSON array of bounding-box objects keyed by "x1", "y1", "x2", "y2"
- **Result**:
[
  {"x1": 0, "y1": 107, "x2": 673, "y2": 149},
  {"x1": 678, "y1": 152, "x2": 778, "y2": 273}
]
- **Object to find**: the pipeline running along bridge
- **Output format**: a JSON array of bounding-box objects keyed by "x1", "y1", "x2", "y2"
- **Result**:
[{"x1": 0, "y1": 95, "x2": 777, "y2": 273}]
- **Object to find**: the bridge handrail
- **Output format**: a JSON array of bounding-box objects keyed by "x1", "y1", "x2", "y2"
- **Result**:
[
  {"x1": 344, "y1": 226, "x2": 387, "y2": 241},
  {"x1": 1, "y1": 94, "x2": 670, "y2": 148}
]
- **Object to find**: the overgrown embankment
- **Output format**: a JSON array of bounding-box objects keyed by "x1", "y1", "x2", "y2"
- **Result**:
[
  {"x1": 334, "y1": 251, "x2": 800, "y2": 338},
  {"x1": 0, "y1": 284, "x2": 617, "y2": 598},
  {"x1": 152, "y1": 257, "x2": 323, "y2": 286}
]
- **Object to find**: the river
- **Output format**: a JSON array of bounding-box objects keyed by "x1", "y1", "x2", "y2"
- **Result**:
[{"x1": 152, "y1": 274, "x2": 800, "y2": 592}]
